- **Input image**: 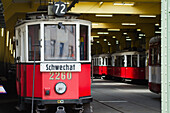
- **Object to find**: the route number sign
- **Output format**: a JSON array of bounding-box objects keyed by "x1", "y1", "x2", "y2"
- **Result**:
[{"x1": 53, "y1": 1, "x2": 67, "y2": 16}]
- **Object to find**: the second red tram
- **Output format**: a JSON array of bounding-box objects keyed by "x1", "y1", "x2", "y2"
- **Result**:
[
  {"x1": 15, "y1": 9, "x2": 92, "y2": 113},
  {"x1": 148, "y1": 36, "x2": 161, "y2": 93},
  {"x1": 108, "y1": 51, "x2": 146, "y2": 80}
]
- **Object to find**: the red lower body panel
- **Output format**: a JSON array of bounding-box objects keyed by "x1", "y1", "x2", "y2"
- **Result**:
[
  {"x1": 149, "y1": 82, "x2": 161, "y2": 94},
  {"x1": 16, "y1": 64, "x2": 91, "y2": 100},
  {"x1": 106, "y1": 66, "x2": 145, "y2": 80},
  {"x1": 93, "y1": 66, "x2": 102, "y2": 75}
]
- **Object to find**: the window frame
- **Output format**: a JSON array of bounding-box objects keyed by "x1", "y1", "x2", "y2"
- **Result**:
[{"x1": 18, "y1": 20, "x2": 91, "y2": 63}]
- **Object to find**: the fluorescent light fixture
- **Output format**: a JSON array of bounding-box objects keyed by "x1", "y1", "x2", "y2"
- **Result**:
[
  {"x1": 108, "y1": 29, "x2": 120, "y2": 31},
  {"x1": 126, "y1": 36, "x2": 130, "y2": 38},
  {"x1": 97, "y1": 41, "x2": 100, "y2": 43},
  {"x1": 108, "y1": 42, "x2": 111, "y2": 45},
  {"x1": 104, "y1": 39, "x2": 107, "y2": 41},
  {"x1": 92, "y1": 23, "x2": 99, "y2": 26},
  {"x1": 97, "y1": 32, "x2": 109, "y2": 34},
  {"x1": 139, "y1": 37, "x2": 142, "y2": 39},
  {"x1": 6, "y1": 31, "x2": 9, "y2": 47},
  {"x1": 92, "y1": 36, "x2": 99, "y2": 38},
  {"x1": 126, "y1": 39, "x2": 132, "y2": 41},
  {"x1": 116, "y1": 40, "x2": 119, "y2": 44},
  {"x1": 13, "y1": 50, "x2": 15, "y2": 58},
  {"x1": 1, "y1": 28, "x2": 4, "y2": 37},
  {"x1": 155, "y1": 31, "x2": 161, "y2": 34},
  {"x1": 113, "y1": 2, "x2": 134, "y2": 6},
  {"x1": 96, "y1": 15, "x2": 113, "y2": 17},
  {"x1": 123, "y1": 32, "x2": 127, "y2": 35},
  {"x1": 139, "y1": 34, "x2": 145, "y2": 36},
  {"x1": 137, "y1": 29, "x2": 141, "y2": 31},
  {"x1": 9, "y1": 38, "x2": 11, "y2": 50},
  {"x1": 139, "y1": 15, "x2": 156, "y2": 18},
  {"x1": 159, "y1": 27, "x2": 161, "y2": 30},
  {"x1": 122, "y1": 23, "x2": 136, "y2": 26},
  {"x1": 112, "y1": 36, "x2": 116, "y2": 38},
  {"x1": 11, "y1": 44, "x2": 13, "y2": 54},
  {"x1": 155, "y1": 23, "x2": 159, "y2": 26}
]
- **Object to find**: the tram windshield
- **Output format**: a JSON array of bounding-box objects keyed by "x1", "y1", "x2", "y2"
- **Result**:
[{"x1": 44, "y1": 24, "x2": 76, "y2": 61}]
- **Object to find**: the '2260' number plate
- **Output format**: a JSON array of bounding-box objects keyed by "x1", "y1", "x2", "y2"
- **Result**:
[{"x1": 49, "y1": 72, "x2": 72, "y2": 80}]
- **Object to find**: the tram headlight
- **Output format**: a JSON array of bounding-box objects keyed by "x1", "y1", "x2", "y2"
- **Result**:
[{"x1": 55, "y1": 82, "x2": 67, "y2": 94}]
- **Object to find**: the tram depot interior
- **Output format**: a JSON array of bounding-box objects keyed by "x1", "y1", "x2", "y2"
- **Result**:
[{"x1": 0, "y1": 0, "x2": 161, "y2": 112}]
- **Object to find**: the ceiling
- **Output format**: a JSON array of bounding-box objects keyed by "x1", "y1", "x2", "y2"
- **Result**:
[{"x1": 1, "y1": 0, "x2": 161, "y2": 39}]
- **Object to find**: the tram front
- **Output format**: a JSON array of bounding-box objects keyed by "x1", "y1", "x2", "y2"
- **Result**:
[{"x1": 15, "y1": 11, "x2": 92, "y2": 113}]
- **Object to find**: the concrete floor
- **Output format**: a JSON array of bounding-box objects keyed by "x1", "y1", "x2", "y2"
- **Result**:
[{"x1": 91, "y1": 79, "x2": 161, "y2": 113}]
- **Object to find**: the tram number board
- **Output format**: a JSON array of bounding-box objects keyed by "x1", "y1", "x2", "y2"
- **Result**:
[{"x1": 49, "y1": 72, "x2": 72, "y2": 80}]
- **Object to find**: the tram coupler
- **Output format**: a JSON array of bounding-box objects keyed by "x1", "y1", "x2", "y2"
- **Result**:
[
  {"x1": 74, "y1": 105, "x2": 84, "y2": 113},
  {"x1": 55, "y1": 106, "x2": 66, "y2": 113}
]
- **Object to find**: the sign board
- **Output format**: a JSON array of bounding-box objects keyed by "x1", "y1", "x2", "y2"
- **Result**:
[
  {"x1": 40, "y1": 63, "x2": 81, "y2": 72},
  {"x1": 53, "y1": 1, "x2": 67, "y2": 16},
  {"x1": 0, "y1": 85, "x2": 6, "y2": 94}
]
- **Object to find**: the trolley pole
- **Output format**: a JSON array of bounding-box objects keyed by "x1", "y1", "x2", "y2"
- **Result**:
[
  {"x1": 31, "y1": 45, "x2": 36, "y2": 113},
  {"x1": 161, "y1": 0, "x2": 170, "y2": 113}
]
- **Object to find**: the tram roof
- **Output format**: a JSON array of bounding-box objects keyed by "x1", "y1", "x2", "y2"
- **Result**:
[
  {"x1": 93, "y1": 54, "x2": 111, "y2": 58},
  {"x1": 15, "y1": 12, "x2": 91, "y2": 27},
  {"x1": 111, "y1": 51, "x2": 145, "y2": 56},
  {"x1": 149, "y1": 35, "x2": 161, "y2": 44}
]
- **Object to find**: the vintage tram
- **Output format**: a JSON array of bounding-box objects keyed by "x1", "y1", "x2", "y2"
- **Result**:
[
  {"x1": 148, "y1": 36, "x2": 161, "y2": 93},
  {"x1": 15, "y1": 4, "x2": 92, "y2": 113},
  {"x1": 109, "y1": 51, "x2": 145, "y2": 80},
  {"x1": 92, "y1": 54, "x2": 111, "y2": 78}
]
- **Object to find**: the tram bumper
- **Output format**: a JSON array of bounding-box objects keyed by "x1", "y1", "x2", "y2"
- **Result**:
[{"x1": 24, "y1": 96, "x2": 93, "y2": 105}]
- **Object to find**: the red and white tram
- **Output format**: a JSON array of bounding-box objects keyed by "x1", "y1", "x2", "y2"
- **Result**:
[
  {"x1": 92, "y1": 54, "x2": 111, "y2": 78},
  {"x1": 109, "y1": 51, "x2": 145, "y2": 80},
  {"x1": 15, "y1": 5, "x2": 92, "y2": 113},
  {"x1": 148, "y1": 36, "x2": 161, "y2": 93}
]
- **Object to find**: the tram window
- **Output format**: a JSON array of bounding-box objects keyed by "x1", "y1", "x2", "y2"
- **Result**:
[
  {"x1": 44, "y1": 24, "x2": 76, "y2": 61},
  {"x1": 103, "y1": 58, "x2": 105, "y2": 65},
  {"x1": 140, "y1": 55, "x2": 145, "y2": 67},
  {"x1": 108, "y1": 58, "x2": 111, "y2": 65},
  {"x1": 150, "y1": 48, "x2": 154, "y2": 65},
  {"x1": 127, "y1": 55, "x2": 132, "y2": 67},
  {"x1": 80, "y1": 25, "x2": 88, "y2": 60},
  {"x1": 28, "y1": 25, "x2": 40, "y2": 61},
  {"x1": 158, "y1": 46, "x2": 161, "y2": 64},
  {"x1": 106, "y1": 58, "x2": 108, "y2": 66},
  {"x1": 120, "y1": 56, "x2": 125, "y2": 67},
  {"x1": 132, "y1": 55, "x2": 137, "y2": 67},
  {"x1": 154, "y1": 48, "x2": 158, "y2": 65},
  {"x1": 99, "y1": 58, "x2": 101, "y2": 65},
  {"x1": 115, "y1": 56, "x2": 120, "y2": 67}
]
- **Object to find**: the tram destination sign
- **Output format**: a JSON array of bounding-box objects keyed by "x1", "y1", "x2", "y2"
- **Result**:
[{"x1": 40, "y1": 63, "x2": 81, "y2": 72}]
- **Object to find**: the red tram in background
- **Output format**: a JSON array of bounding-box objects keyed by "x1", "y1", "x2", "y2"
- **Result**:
[
  {"x1": 109, "y1": 51, "x2": 146, "y2": 80},
  {"x1": 92, "y1": 54, "x2": 111, "y2": 78},
  {"x1": 93, "y1": 51, "x2": 146, "y2": 81},
  {"x1": 148, "y1": 36, "x2": 161, "y2": 93},
  {"x1": 15, "y1": 4, "x2": 92, "y2": 113}
]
